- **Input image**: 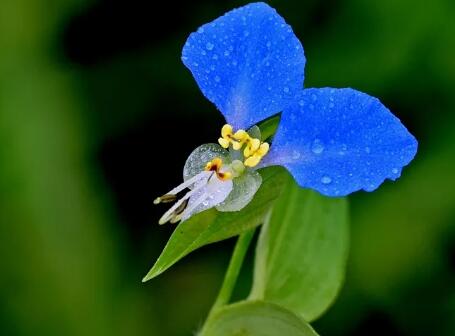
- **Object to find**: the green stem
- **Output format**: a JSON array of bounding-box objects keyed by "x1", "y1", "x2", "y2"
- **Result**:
[{"x1": 202, "y1": 228, "x2": 255, "y2": 330}]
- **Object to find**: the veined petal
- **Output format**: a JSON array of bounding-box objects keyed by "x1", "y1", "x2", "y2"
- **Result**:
[
  {"x1": 182, "y1": 2, "x2": 305, "y2": 129},
  {"x1": 216, "y1": 169, "x2": 262, "y2": 212},
  {"x1": 263, "y1": 88, "x2": 418, "y2": 196},
  {"x1": 183, "y1": 143, "x2": 230, "y2": 182}
]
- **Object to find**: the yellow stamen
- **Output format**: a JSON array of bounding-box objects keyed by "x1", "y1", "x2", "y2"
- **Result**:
[
  {"x1": 218, "y1": 137, "x2": 230, "y2": 148},
  {"x1": 244, "y1": 138, "x2": 260, "y2": 157},
  {"x1": 257, "y1": 142, "x2": 269, "y2": 156},
  {"x1": 218, "y1": 124, "x2": 234, "y2": 148},
  {"x1": 217, "y1": 124, "x2": 270, "y2": 168},
  {"x1": 244, "y1": 155, "x2": 261, "y2": 167},
  {"x1": 204, "y1": 157, "x2": 232, "y2": 181}
]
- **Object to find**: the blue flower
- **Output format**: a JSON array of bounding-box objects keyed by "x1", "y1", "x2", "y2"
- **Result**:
[{"x1": 154, "y1": 2, "x2": 417, "y2": 224}]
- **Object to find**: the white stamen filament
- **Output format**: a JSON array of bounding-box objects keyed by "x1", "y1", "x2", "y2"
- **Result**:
[
  {"x1": 158, "y1": 172, "x2": 212, "y2": 225},
  {"x1": 179, "y1": 191, "x2": 209, "y2": 223},
  {"x1": 165, "y1": 170, "x2": 210, "y2": 195}
]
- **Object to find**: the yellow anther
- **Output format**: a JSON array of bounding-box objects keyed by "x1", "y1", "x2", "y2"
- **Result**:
[
  {"x1": 205, "y1": 157, "x2": 222, "y2": 172},
  {"x1": 233, "y1": 129, "x2": 249, "y2": 141},
  {"x1": 217, "y1": 124, "x2": 269, "y2": 168},
  {"x1": 244, "y1": 155, "x2": 261, "y2": 167},
  {"x1": 219, "y1": 124, "x2": 234, "y2": 148},
  {"x1": 232, "y1": 141, "x2": 243, "y2": 151},
  {"x1": 218, "y1": 137, "x2": 230, "y2": 148},
  {"x1": 204, "y1": 157, "x2": 232, "y2": 181},
  {"x1": 257, "y1": 142, "x2": 270, "y2": 156},
  {"x1": 244, "y1": 138, "x2": 260, "y2": 157},
  {"x1": 217, "y1": 171, "x2": 232, "y2": 181},
  {"x1": 221, "y1": 124, "x2": 233, "y2": 138},
  {"x1": 231, "y1": 129, "x2": 247, "y2": 150},
  {"x1": 243, "y1": 142, "x2": 269, "y2": 167}
]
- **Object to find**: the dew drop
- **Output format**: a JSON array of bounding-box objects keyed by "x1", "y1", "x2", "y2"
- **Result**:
[
  {"x1": 329, "y1": 102, "x2": 335, "y2": 108},
  {"x1": 224, "y1": 51, "x2": 230, "y2": 56},
  {"x1": 311, "y1": 139, "x2": 324, "y2": 154},
  {"x1": 212, "y1": 54, "x2": 218, "y2": 60},
  {"x1": 365, "y1": 146, "x2": 371, "y2": 154},
  {"x1": 339, "y1": 144, "x2": 347, "y2": 155},
  {"x1": 266, "y1": 41, "x2": 271, "y2": 48},
  {"x1": 292, "y1": 150, "x2": 300, "y2": 159},
  {"x1": 283, "y1": 86, "x2": 289, "y2": 93},
  {"x1": 392, "y1": 168, "x2": 399, "y2": 174},
  {"x1": 298, "y1": 100, "x2": 305, "y2": 106},
  {"x1": 311, "y1": 94, "x2": 317, "y2": 101},
  {"x1": 205, "y1": 42, "x2": 214, "y2": 51},
  {"x1": 214, "y1": 76, "x2": 221, "y2": 82},
  {"x1": 321, "y1": 176, "x2": 332, "y2": 184}
]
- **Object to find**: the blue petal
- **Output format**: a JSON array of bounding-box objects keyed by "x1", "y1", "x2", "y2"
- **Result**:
[
  {"x1": 263, "y1": 88, "x2": 418, "y2": 196},
  {"x1": 181, "y1": 2, "x2": 305, "y2": 129}
]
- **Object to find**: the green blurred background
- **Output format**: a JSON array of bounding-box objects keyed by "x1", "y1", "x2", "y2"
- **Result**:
[{"x1": 1, "y1": 0, "x2": 454, "y2": 335}]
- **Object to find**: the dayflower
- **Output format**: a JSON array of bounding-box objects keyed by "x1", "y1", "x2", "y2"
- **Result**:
[{"x1": 154, "y1": 2, "x2": 417, "y2": 224}]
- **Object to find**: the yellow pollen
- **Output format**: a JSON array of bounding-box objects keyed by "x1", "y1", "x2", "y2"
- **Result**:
[{"x1": 216, "y1": 124, "x2": 269, "y2": 168}]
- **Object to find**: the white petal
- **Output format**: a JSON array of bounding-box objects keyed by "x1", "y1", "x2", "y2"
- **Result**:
[{"x1": 181, "y1": 174, "x2": 233, "y2": 222}]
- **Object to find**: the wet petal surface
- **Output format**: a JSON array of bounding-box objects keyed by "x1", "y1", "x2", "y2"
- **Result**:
[
  {"x1": 264, "y1": 88, "x2": 418, "y2": 196},
  {"x1": 182, "y1": 2, "x2": 305, "y2": 129}
]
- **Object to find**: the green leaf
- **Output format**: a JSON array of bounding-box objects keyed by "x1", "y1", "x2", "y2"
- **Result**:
[
  {"x1": 257, "y1": 114, "x2": 281, "y2": 141},
  {"x1": 200, "y1": 300, "x2": 319, "y2": 336},
  {"x1": 250, "y1": 176, "x2": 349, "y2": 322},
  {"x1": 143, "y1": 166, "x2": 287, "y2": 281}
]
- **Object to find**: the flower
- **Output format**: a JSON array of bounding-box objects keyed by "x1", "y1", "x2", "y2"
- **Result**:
[{"x1": 154, "y1": 2, "x2": 418, "y2": 224}]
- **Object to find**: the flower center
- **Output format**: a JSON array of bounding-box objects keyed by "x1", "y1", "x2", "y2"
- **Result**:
[
  {"x1": 217, "y1": 124, "x2": 269, "y2": 167},
  {"x1": 205, "y1": 157, "x2": 232, "y2": 181}
]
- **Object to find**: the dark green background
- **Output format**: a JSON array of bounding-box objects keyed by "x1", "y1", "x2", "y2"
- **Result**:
[{"x1": 1, "y1": 0, "x2": 454, "y2": 335}]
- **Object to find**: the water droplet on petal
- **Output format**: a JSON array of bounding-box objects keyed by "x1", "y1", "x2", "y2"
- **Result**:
[
  {"x1": 338, "y1": 144, "x2": 347, "y2": 155},
  {"x1": 365, "y1": 146, "x2": 371, "y2": 154},
  {"x1": 329, "y1": 102, "x2": 335, "y2": 108},
  {"x1": 311, "y1": 94, "x2": 317, "y2": 101},
  {"x1": 283, "y1": 87, "x2": 289, "y2": 93},
  {"x1": 292, "y1": 150, "x2": 300, "y2": 159},
  {"x1": 214, "y1": 76, "x2": 220, "y2": 82},
  {"x1": 205, "y1": 42, "x2": 214, "y2": 51},
  {"x1": 392, "y1": 168, "x2": 399, "y2": 174},
  {"x1": 298, "y1": 100, "x2": 305, "y2": 106},
  {"x1": 311, "y1": 139, "x2": 324, "y2": 154},
  {"x1": 321, "y1": 176, "x2": 332, "y2": 184},
  {"x1": 266, "y1": 41, "x2": 271, "y2": 48}
]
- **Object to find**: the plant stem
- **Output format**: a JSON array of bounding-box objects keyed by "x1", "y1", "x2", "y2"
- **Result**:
[{"x1": 202, "y1": 228, "x2": 255, "y2": 328}]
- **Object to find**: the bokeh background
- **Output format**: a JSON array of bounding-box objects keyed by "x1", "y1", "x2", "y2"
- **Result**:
[{"x1": 1, "y1": 0, "x2": 454, "y2": 335}]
